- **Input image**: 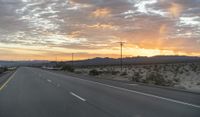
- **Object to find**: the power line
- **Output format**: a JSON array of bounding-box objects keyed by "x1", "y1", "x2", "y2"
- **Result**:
[{"x1": 117, "y1": 41, "x2": 125, "y2": 72}]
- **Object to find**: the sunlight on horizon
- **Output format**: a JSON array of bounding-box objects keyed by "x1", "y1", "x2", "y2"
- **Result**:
[{"x1": 0, "y1": 0, "x2": 200, "y2": 60}]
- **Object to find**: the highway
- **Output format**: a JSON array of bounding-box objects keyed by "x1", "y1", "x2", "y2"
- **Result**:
[{"x1": 0, "y1": 67, "x2": 200, "y2": 117}]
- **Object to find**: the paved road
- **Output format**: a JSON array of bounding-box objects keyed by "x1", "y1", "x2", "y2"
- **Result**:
[{"x1": 0, "y1": 67, "x2": 200, "y2": 117}]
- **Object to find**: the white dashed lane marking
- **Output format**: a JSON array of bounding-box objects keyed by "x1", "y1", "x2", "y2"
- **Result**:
[
  {"x1": 70, "y1": 92, "x2": 86, "y2": 102},
  {"x1": 47, "y1": 79, "x2": 52, "y2": 83}
]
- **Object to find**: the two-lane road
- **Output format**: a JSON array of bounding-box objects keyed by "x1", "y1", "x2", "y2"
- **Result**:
[{"x1": 0, "y1": 67, "x2": 200, "y2": 117}]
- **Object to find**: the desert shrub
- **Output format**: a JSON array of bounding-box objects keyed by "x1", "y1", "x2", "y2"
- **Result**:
[
  {"x1": 102, "y1": 70, "x2": 119, "y2": 75},
  {"x1": 174, "y1": 66, "x2": 179, "y2": 73},
  {"x1": 0, "y1": 67, "x2": 8, "y2": 74},
  {"x1": 179, "y1": 70, "x2": 184, "y2": 74},
  {"x1": 173, "y1": 78, "x2": 180, "y2": 83},
  {"x1": 120, "y1": 71, "x2": 127, "y2": 76},
  {"x1": 61, "y1": 65, "x2": 74, "y2": 72},
  {"x1": 111, "y1": 71, "x2": 120, "y2": 75},
  {"x1": 0, "y1": 68, "x2": 3, "y2": 74},
  {"x1": 132, "y1": 72, "x2": 142, "y2": 82},
  {"x1": 190, "y1": 64, "x2": 198, "y2": 72},
  {"x1": 89, "y1": 69, "x2": 100, "y2": 76},
  {"x1": 166, "y1": 80, "x2": 174, "y2": 86},
  {"x1": 75, "y1": 71, "x2": 82, "y2": 74},
  {"x1": 145, "y1": 72, "x2": 170, "y2": 86},
  {"x1": 153, "y1": 65, "x2": 159, "y2": 71},
  {"x1": 3, "y1": 67, "x2": 8, "y2": 72}
]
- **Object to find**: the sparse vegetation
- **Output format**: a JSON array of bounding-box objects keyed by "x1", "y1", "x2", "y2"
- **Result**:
[
  {"x1": 89, "y1": 69, "x2": 100, "y2": 76},
  {"x1": 61, "y1": 65, "x2": 74, "y2": 72},
  {"x1": 74, "y1": 71, "x2": 82, "y2": 74},
  {"x1": 74, "y1": 62, "x2": 200, "y2": 91},
  {"x1": 120, "y1": 71, "x2": 127, "y2": 76},
  {"x1": 132, "y1": 72, "x2": 142, "y2": 82},
  {"x1": 144, "y1": 72, "x2": 173, "y2": 86},
  {"x1": 111, "y1": 71, "x2": 120, "y2": 75},
  {"x1": 145, "y1": 72, "x2": 164, "y2": 85},
  {"x1": 173, "y1": 78, "x2": 180, "y2": 83},
  {"x1": 0, "y1": 67, "x2": 8, "y2": 74}
]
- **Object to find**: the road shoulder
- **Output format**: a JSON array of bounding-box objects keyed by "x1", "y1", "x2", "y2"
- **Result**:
[
  {"x1": 0, "y1": 71, "x2": 15, "y2": 91},
  {"x1": 46, "y1": 69, "x2": 200, "y2": 95}
]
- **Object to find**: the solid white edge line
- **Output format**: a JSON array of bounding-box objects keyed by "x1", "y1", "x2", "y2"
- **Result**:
[
  {"x1": 76, "y1": 78, "x2": 200, "y2": 109},
  {"x1": 128, "y1": 84, "x2": 138, "y2": 86},
  {"x1": 43, "y1": 69, "x2": 200, "y2": 109},
  {"x1": 70, "y1": 92, "x2": 86, "y2": 102}
]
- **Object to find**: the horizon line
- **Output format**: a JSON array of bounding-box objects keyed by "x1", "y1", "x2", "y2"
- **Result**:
[{"x1": 0, "y1": 55, "x2": 200, "y2": 62}]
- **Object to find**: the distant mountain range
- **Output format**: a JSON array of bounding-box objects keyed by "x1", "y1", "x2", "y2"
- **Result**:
[
  {"x1": 1, "y1": 56, "x2": 200, "y2": 67},
  {"x1": 0, "y1": 60, "x2": 49, "y2": 67},
  {"x1": 69, "y1": 56, "x2": 200, "y2": 66}
]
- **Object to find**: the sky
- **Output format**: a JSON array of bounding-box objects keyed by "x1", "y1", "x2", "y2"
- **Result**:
[{"x1": 0, "y1": 0, "x2": 200, "y2": 61}]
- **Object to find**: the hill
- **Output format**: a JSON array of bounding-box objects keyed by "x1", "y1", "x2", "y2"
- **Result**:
[{"x1": 70, "y1": 56, "x2": 200, "y2": 66}]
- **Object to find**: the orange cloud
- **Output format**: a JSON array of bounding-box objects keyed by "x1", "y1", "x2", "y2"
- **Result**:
[
  {"x1": 168, "y1": 3, "x2": 183, "y2": 18},
  {"x1": 91, "y1": 8, "x2": 111, "y2": 18},
  {"x1": 68, "y1": 31, "x2": 82, "y2": 38},
  {"x1": 88, "y1": 23, "x2": 117, "y2": 30}
]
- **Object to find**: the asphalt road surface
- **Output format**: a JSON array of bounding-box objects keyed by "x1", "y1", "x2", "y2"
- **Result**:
[{"x1": 0, "y1": 67, "x2": 200, "y2": 117}]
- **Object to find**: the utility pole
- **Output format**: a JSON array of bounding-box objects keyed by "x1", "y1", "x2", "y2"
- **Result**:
[
  {"x1": 118, "y1": 42, "x2": 125, "y2": 72},
  {"x1": 71, "y1": 53, "x2": 74, "y2": 68}
]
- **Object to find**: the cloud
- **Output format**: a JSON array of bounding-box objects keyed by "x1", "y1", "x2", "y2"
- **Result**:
[
  {"x1": 91, "y1": 8, "x2": 111, "y2": 18},
  {"x1": 0, "y1": 0, "x2": 200, "y2": 60},
  {"x1": 168, "y1": 2, "x2": 183, "y2": 18},
  {"x1": 87, "y1": 23, "x2": 118, "y2": 30}
]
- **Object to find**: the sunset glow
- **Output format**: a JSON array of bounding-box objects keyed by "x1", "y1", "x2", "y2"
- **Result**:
[{"x1": 0, "y1": 0, "x2": 200, "y2": 61}]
